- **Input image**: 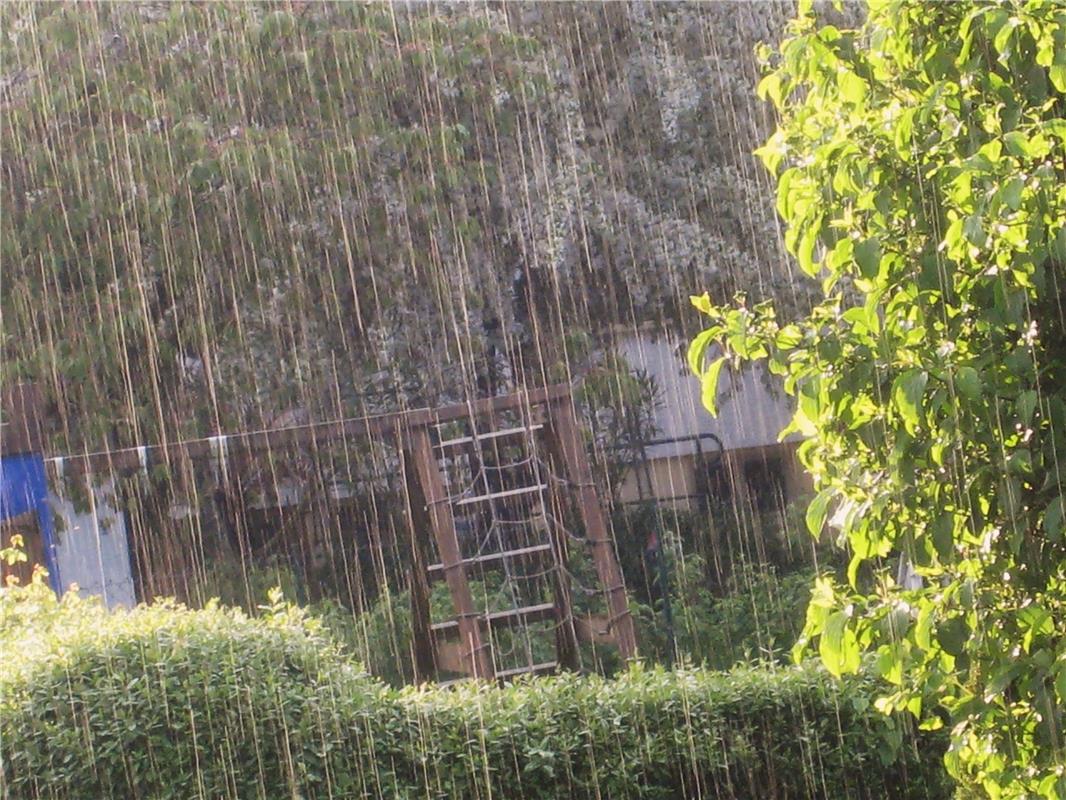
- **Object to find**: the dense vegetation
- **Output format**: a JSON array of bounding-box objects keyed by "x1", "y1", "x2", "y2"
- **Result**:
[
  {"x1": 691, "y1": 1, "x2": 1066, "y2": 796},
  {"x1": 0, "y1": 582, "x2": 950, "y2": 800},
  {"x1": 1, "y1": 1, "x2": 800, "y2": 452},
  {"x1": 190, "y1": 500, "x2": 825, "y2": 687},
  {"x1": 10, "y1": 1, "x2": 1065, "y2": 797}
]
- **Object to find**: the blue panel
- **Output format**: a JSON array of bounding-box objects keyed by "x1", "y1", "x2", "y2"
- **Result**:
[
  {"x1": 0, "y1": 453, "x2": 62, "y2": 592},
  {"x1": 1, "y1": 453, "x2": 41, "y2": 519}
]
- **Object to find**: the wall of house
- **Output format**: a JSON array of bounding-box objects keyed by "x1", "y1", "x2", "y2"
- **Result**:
[
  {"x1": 613, "y1": 330, "x2": 811, "y2": 512},
  {"x1": 49, "y1": 481, "x2": 137, "y2": 609},
  {"x1": 616, "y1": 442, "x2": 811, "y2": 510},
  {"x1": 615, "y1": 331, "x2": 799, "y2": 460}
]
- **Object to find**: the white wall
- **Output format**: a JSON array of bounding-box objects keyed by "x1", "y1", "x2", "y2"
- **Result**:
[
  {"x1": 616, "y1": 332, "x2": 797, "y2": 459},
  {"x1": 49, "y1": 481, "x2": 136, "y2": 608}
]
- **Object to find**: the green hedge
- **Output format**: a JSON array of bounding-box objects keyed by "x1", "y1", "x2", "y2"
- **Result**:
[{"x1": 0, "y1": 591, "x2": 952, "y2": 799}]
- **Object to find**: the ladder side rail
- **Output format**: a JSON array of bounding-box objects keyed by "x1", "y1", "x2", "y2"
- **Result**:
[
  {"x1": 399, "y1": 421, "x2": 439, "y2": 682},
  {"x1": 405, "y1": 423, "x2": 493, "y2": 679},
  {"x1": 537, "y1": 420, "x2": 581, "y2": 672},
  {"x1": 545, "y1": 397, "x2": 638, "y2": 661}
]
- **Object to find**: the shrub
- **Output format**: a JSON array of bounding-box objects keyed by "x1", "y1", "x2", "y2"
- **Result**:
[
  {"x1": 690, "y1": 1, "x2": 1066, "y2": 793},
  {"x1": 0, "y1": 588, "x2": 381, "y2": 799},
  {"x1": 1, "y1": 589, "x2": 951, "y2": 799},
  {"x1": 389, "y1": 664, "x2": 950, "y2": 800},
  {"x1": 635, "y1": 559, "x2": 816, "y2": 670}
]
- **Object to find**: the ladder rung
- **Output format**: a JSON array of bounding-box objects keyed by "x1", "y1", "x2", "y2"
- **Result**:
[
  {"x1": 431, "y1": 602, "x2": 556, "y2": 635},
  {"x1": 428, "y1": 543, "x2": 553, "y2": 581},
  {"x1": 436, "y1": 424, "x2": 544, "y2": 450},
  {"x1": 495, "y1": 661, "x2": 558, "y2": 680},
  {"x1": 454, "y1": 483, "x2": 547, "y2": 507}
]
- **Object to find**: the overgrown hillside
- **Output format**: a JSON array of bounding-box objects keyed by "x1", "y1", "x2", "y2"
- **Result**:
[{"x1": 1, "y1": 1, "x2": 803, "y2": 452}]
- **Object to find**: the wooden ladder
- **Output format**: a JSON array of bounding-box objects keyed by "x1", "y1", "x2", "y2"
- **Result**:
[
  {"x1": 401, "y1": 384, "x2": 636, "y2": 682},
  {"x1": 41, "y1": 380, "x2": 635, "y2": 683}
]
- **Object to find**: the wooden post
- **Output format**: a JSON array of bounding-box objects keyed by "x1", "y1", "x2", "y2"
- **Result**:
[
  {"x1": 400, "y1": 427, "x2": 440, "y2": 682},
  {"x1": 407, "y1": 565, "x2": 436, "y2": 681},
  {"x1": 538, "y1": 425, "x2": 581, "y2": 671},
  {"x1": 545, "y1": 397, "x2": 637, "y2": 660},
  {"x1": 547, "y1": 523, "x2": 581, "y2": 671},
  {"x1": 405, "y1": 424, "x2": 493, "y2": 679}
]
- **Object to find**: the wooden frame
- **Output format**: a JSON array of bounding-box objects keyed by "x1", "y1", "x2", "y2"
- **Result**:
[{"x1": 45, "y1": 382, "x2": 637, "y2": 681}]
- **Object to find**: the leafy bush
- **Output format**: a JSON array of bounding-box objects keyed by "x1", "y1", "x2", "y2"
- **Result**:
[
  {"x1": 690, "y1": 1, "x2": 1066, "y2": 795},
  {"x1": 611, "y1": 498, "x2": 834, "y2": 602},
  {"x1": 0, "y1": 588, "x2": 381, "y2": 799},
  {"x1": 635, "y1": 558, "x2": 815, "y2": 670},
  {"x1": 312, "y1": 589, "x2": 416, "y2": 686},
  {"x1": 1, "y1": 588, "x2": 951, "y2": 799}
]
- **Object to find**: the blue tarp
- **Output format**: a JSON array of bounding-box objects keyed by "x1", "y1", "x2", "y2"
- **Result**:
[{"x1": 0, "y1": 453, "x2": 61, "y2": 591}]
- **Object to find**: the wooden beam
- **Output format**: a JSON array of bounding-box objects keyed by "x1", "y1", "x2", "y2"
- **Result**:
[
  {"x1": 400, "y1": 421, "x2": 437, "y2": 683},
  {"x1": 402, "y1": 384, "x2": 568, "y2": 427},
  {"x1": 540, "y1": 430, "x2": 580, "y2": 672},
  {"x1": 46, "y1": 384, "x2": 570, "y2": 477},
  {"x1": 46, "y1": 413, "x2": 399, "y2": 477},
  {"x1": 405, "y1": 424, "x2": 493, "y2": 679},
  {"x1": 544, "y1": 397, "x2": 637, "y2": 661}
]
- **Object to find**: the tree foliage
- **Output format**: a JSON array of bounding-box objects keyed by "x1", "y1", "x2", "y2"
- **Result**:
[
  {"x1": 690, "y1": 1, "x2": 1066, "y2": 796},
  {"x1": 1, "y1": 1, "x2": 797, "y2": 451}
]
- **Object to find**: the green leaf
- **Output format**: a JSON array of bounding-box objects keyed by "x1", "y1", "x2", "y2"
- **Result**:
[
  {"x1": 839, "y1": 70, "x2": 867, "y2": 104},
  {"x1": 690, "y1": 292, "x2": 712, "y2": 315},
  {"x1": 963, "y1": 215, "x2": 986, "y2": 248},
  {"x1": 757, "y1": 72, "x2": 784, "y2": 105},
  {"x1": 930, "y1": 513, "x2": 954, "y2": 562},
  {"x1": 937, "y1": 616, "x2": 969, "y2": 657},
  {"x1": 854, "y1": 238, "x2": 882, "y2": 279},
  {"x1": 798, "y1": 374, "x2": 823, "y2": 427},
  {"x1": 820, "y1": 611, "x2": 860, "y2": 677},
  {"x1": 993, "y1": 17, "x2": 1019, "y2": 55},
  {"x1": 796, "y1": 224, "x2": 821, "y2": 277},
  {"x1": 1017, "y1": 390, "x2": 1038, "y2": 426},
  {"x1": 954, "y1": 366, "x2": 981, "y2": 400},
  {"x1": 1018, "y1": 605, "x2": 1052, "y2": 652},
  {"x1": 1050, "y1": 64, "x2": 1066, "y2": 93},
  {"x1": 1003, "y1": 130, "x2": 1029, "y2": 157},
  {"x1": 999, "y1": 177, "x2": 1024, "y2": 211},
  {"x1": 894, "y1": 108, "x2": 916, "y2": 159},
  {"x1": 892, "y1": 370, "x2": 928, "y2": 434},
  {"x1": 915, "y1": 603, "x2": 934, "y2": 651},
  {"x1": 699, "y1": 356, "x2": 727, "y2": 417},
  {"x1": 774, "y1": 324, "x2": 803, "y2": 349},
  {"x1": 876, "y1": 645, "x2": 903, "y2": 684},
  {"x1": 806, "y1": 488, "x2": 833, "y2": 538},
  {"x1": 1044, "y1": 496, "x2": 1064, "y2": 542},
  {"x1": 687, "y1": 329, "x2": 716, "y2": 376}
]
